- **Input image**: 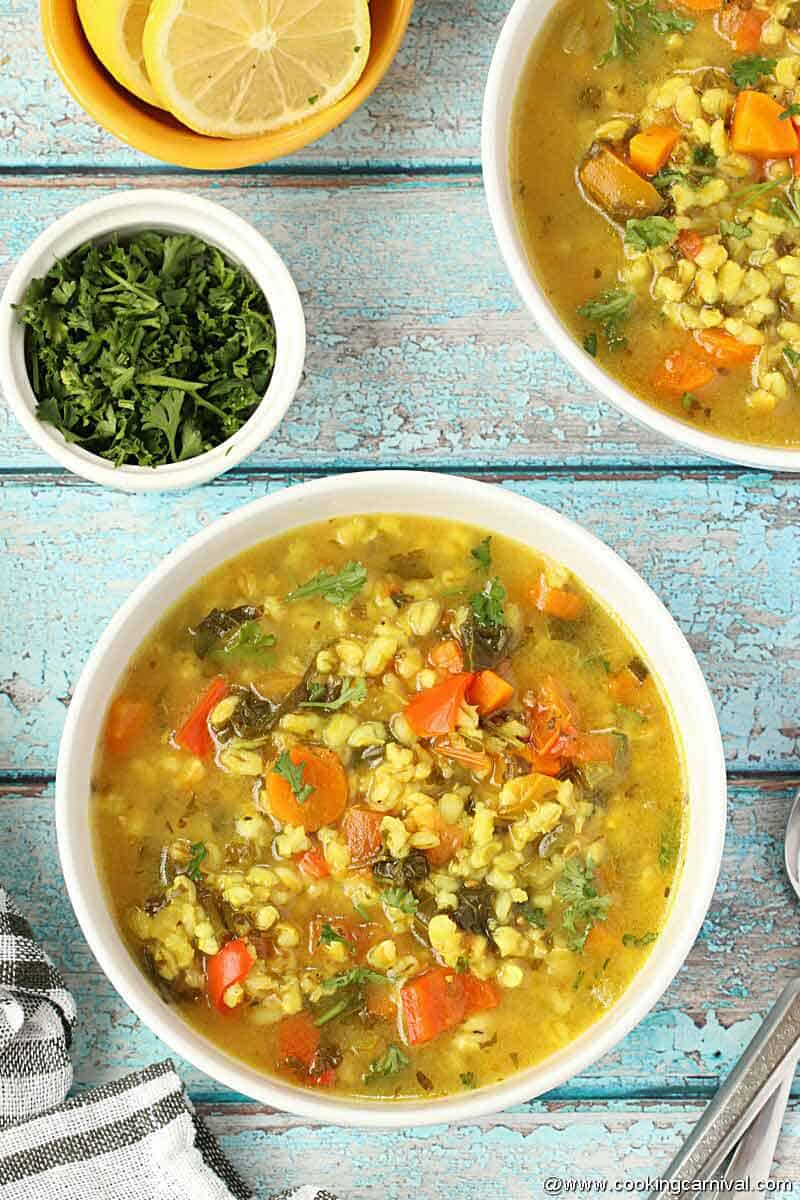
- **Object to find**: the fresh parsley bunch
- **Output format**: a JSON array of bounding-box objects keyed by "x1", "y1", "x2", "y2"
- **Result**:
[{"x1": 18, "y1": 232, "x2": 276, "y2": 467}]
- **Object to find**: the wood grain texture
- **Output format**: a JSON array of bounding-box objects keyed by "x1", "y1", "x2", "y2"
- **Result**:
[
  {"x1": 3, "y1": 778, "x2": 799, "y2": 1107},
  {"x1": 1, "y1": 0, "x2": 496, "y2": 171},
  {"x1": 0, "y1": 175, "x2": 718, "y2": 471},
  {"x1": 1, "y1": 470, "x2": 797, "y2": 774}
]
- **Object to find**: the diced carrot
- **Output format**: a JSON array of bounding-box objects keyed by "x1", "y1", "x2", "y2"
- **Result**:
[
  {"x1": 277, "y1": 1011, "x2": 320, "y2": 1070},
  {"x1": 608, "y1": 667, "x2": 643, "y2": 706},
  {"x1": 340, "y1": 807, "x2": 384, "y2": 867},
  {"x1": 434, "y1": 740, "x2": 493, "y2": 774},
  {"x1": 584, "y1": 922, "x2": 619, "y2": 957},
  {"x1": 731, "y1": 90, "x2": 799, "y2": 160},
  {"x1": 677, "y1": 228, "x2": 704, "y2": 260},
  {"x1": 531, "y1": 574, "x2": 586, "y2": 621},
  {"x1": 694, "y1": 328, "x2": 759, "y2": 367},
  {"x1": 671, "y1": 0, "x2": 720, "y2": 9},
  {"x1": 428, "y1": 639, "x2": 464, "y2": 674},
  {"x1": 628, "y1": 126, "x2": 680, "y2": 176},
  {"x1": 718, "y1": 4, "x2": 766, "y2": 51},
  {"x1": 579, "y1": 147, "x2": 664, "y2": 221},
  {"x1": 105, "y1": 696, "x2": 151, "y2": 754},
  {"x1": 651, "y1": 349, "x2": 715, "y2": 395},
  {"x1": 467, "y1": 669, "x2": 515, "y2": 716},
  {"x1": 526, "y1": 749, "x2": 564, "y2": 777},
  {"x1": 405, "y1": 672, "x2": 475, "y2": 737},
  {"x1": 174, "y1": 676, "x2": 227, "y2": 758},
  {"x1": 573, "y1": 732, "x2": 617, "y2": 765},
  {"x1": 295, "y1": 847, "x2": 330, "y2": 879},
  {"x1": 526, "y1": 676, "x2": 579, "y2": 761},
  {"x1": 425, "y1": 824, "x2": 465, "y2": 867},
  {"x1": 400, "y1": 967, "x2": 499, "y2": 1046},
  {"x1": 310, "y1": 1067, "x2": 337, "y2": 1087},
  {"x1": 794, "y1": 149, "x2": 800, "y2": 177},
  {"x1": 206, "y1": 938, "x2": 254, "y2": 1012},
  {"x1": 266, "y1": 744, "x2": 348, "y2": 832}
]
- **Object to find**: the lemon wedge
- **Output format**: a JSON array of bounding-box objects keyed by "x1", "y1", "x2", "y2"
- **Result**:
[
  {"x1": 78, "y1": 0, "x2": 163, "y2": 108},
  {"x1": 142, "y1": 0, "x2": 371, "y2": 139}
]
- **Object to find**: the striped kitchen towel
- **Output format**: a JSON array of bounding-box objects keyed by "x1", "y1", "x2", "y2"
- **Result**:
[{"x1": 0, "y1": 889, "x2": 336, "y2": 1199}]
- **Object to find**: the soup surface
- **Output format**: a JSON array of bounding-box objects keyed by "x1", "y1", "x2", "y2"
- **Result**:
[
  {"x1": 92, "y1": 514, "x2": 685, "y2": 1100},
  {"x1": 513, "y1": 0, "x2": 800, "y2": 448}
]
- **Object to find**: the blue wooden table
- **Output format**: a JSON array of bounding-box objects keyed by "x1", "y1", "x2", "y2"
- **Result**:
[{"x1": 2, "y1": 2, "x2": 800, "y2": 1195}]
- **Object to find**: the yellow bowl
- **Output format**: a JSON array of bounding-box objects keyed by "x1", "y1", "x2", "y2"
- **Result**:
[{"x1": 40, "y1": 0, "x2": 415, "y2": 170}]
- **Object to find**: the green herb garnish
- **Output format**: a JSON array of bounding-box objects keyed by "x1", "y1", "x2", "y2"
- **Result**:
[
  {"x1": 573, "y1": 970, "x2": 585, "y2": 990},
  {"x1": 319, "y1": 923, "x2": 352, "y2": 949},
  {"x1": 185, "y1": 841, "x2": 207, "y2": 881},
  {"x1": 622, "y1": 931, "x2": 658, "y2": 947},
  {"x1": 692, "y1": 145, "x2": 716, "y2": 168},
  {"x1": 555, "y1": 859, "x2": 612, "y2": 952},
  {"x1": 518, "y1": 902, "x2": 548, "y2": 929},
  {"x1": 624, "y1": 216, "x2": 678, "y2": 252},
  {"x1": 471, "y1": 536, "x2": 492, "y2": 571},
  {"x1": 363, "y1": 1044, "x2": 410, "y2": 1082},
  {"x1": 300, "y1": 678, "x2": 367, "y2": 711},
  {"x1": 584, "y1": 332, "x2": 599, "y2": 357},
  {"x1": 784, "y1": 346, "x2": 800, "y2": 367},
  {"x1": 681, "y1": 391, "x2": 700, "y2": 413},
  {"x1": 578, "y1": 287, "x2": 634, "y2": 351},
  {"x1": 352, "y1": 900, "x2": 371, "y2": 922},
  {"x1": 781, "y1": 102, "x2": 800, "y2": 120},
  {"x1": 17, "y1": 232, "x2": 276, "y2": 467},
  {"x1": 659, "y1": 810, "x2": 680, "y2": 870},
  {"x1": 272, "y1": 750, "x2": 315, "y2": 804},
  {"x1": 601, "y1": 0, "x2": 694, "y2": 64},
  {"x1": 731, "y1": 180, "x2": 780, "y2": 206},
  {"x1": 322, "y1": 967, "x2": 385, "y2": 991},
  {"x1": 729, "y1": 55, "x2": 777, "y2": 89},
  {"x1": 469, "y1": 576, "x2": 506, "y2": 630},
  {"x1": 220, "y1": 620, "x2": 276, "y2": 663},
  {"x1": 286, "y1": 561, "x2": 367, "y2": 607},
  {"x1": 769, "y1": 181, "x2": 800, "y2": 226},
  {"x1": 460, "y1": 1071, "x2": 478, "y2": 1089},
  {"x1": 382, "y1": 886, "x2": 419, "y2": 915},
  {"x1": 719, "y1": 220, "x2": 752, "y2": 240},
  {"x1": 652, "y1": 167, "x2": 687, "y2": 192}
]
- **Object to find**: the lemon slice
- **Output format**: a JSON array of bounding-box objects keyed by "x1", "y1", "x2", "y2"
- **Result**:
[
  {"x1": 142, "y1": 0, "x2": 371, "y2": 139},
  {"x1": 78, "y1": 0, "x2": 163, "y2": 108}
]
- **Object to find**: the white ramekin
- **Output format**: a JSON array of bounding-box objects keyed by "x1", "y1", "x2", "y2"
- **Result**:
[
  {"x1": 0, "y1": 190, "x2": 305, "y2": 490},
  {"x1": 56, "y1": 470, "x2": 727, "y2": 1128},
  {"x1": 481, "y1": 0, "x2": 800, "y2": 472}
]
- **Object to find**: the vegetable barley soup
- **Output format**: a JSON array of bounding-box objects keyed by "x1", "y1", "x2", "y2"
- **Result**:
[
  {"x1": 513, "y1": 0, "x2": 800, "y2": 447},
  {"x1": 92, "y1": 515, "x2": 686, "y2": 1100}
]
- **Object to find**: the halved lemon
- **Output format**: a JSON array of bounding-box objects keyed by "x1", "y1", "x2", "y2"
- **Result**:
[
  {"x1": 77, "y1": 0, "x2": 163, "y2": 108},
  {"x1": 142, "y1": 0, "x2": 371, "y2": 139}
]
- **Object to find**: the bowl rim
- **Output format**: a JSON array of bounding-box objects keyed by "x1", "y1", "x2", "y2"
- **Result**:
[
  {"x1": 0, "y1": 189, "x2": 306, "y2": 492},
  {"x1": 40, "y1": 0, "x2": 416, "y2": 170},
  {"x1": 480, "y1": 0, "x2": 800, "y2": 473},
  {"x1": 55, "y1": 469, "x2": 727, "y2": 1127}
]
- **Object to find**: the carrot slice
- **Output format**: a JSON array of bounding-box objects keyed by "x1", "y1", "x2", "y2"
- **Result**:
[
  {"x1": 401, "y1": 967, "x2": 499, "y2": 1046},
  {"x1": 579, "y1": 147, "x2": 664, "y2": 220},
  {"x1": 206, "y1": 938, "x2": 254, "y2": 1011},
  {"x1": 174, "y1": 676, "x2": 227, "y2": 758},
  {"x1": 731, "y1": 91, "x2": 799, "y2": 160},
  {"x1": 531, "y1": 573, "x2": 586, "y2": 620},
  {"x1": 340, "y1": 807, "x2": 384, "y2": 867},
  {"x1": 428, "y1": 639, "x2": 465, "y2": 674},
  {"x1": 467, "y1": 669, "x2": 515, "y2": 716},
  {"x1": 105, "y1": 696, "x2": 151, "y2": 754},
  {"x1": 277, "y1": 1011, "x2": 320, "y2": 1069},
  {"x1": 266, "y1": 744, "x2": 348, "y2": 832},
  {"x1": 629, "y1": 126, "x2": 680, "y2": 176},
  {"x1": 573, "y1": 732, "x2": 617, "y2": 765},
  {"x1": 677, "y1": 229, "x2": 704, "y2": 260},
  {"x1": 462, "y1": 974, "x2": 502, "y2": 1015},
  {"x1": 425, "y1": 824, "x2": 465, "y2": 867},
  {"x1": 672, "y1": 0, "x2": 721, "y2": 9},
  {"x1": 694, "y1": 328, "x2": 759, "y2": 367},
  {"x1": 608, "y1": 668, "x2": 644, "y2": 706},
  {"x1": 405, "y1": 672, "x2": 475, "y2": 736},
  {"x1": 295, "y1": 847, "x2": 330, "y2": 879},
  {"x1": 718, "y1": 4, "x2": 766, "y2": 51},
  {"x1": 652, "y1": 350, "x2": 715, "y2": 395}
]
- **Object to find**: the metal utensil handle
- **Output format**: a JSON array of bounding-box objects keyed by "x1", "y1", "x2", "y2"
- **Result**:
[
  {"x1": 723, "y1": 1063, "x2": 795, "y2": 1194},
  {"x1": 653, "y1": 978, "x2": 800, "y2": 1189}
]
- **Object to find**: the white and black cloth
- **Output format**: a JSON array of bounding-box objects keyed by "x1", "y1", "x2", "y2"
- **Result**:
[{"x1": 0, "y1": 888, "x2": 337, "y2": 1200}]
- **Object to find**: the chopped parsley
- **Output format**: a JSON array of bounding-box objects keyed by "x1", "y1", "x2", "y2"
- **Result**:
[
  {"x1": 731, "y1": 180, "x2": 780, "y2": 206},
  {"x1": 784, "y1": 346, "x2": 800, "y2": 367},
  {"x1": 300, "y1": 677, "x2": 367, "y2": 711},
  {"x1": 769, "y1": 181, "x2": 800, "y2": 226},
  {"x1": 624, "y1": 216, "x2": 678, "y2": 252},
  {"x1": 460, "y1": 1071, "x2": 478, "y2": 1089},
  {"x1": 518, "y1": 902, "x2": 548, "y2": 929},
  {"x1": 382, "y1": 886, "x2": 419, "y2": 915},
  {"x1": 219, "y1": 620, "x2": 276, "y2": 663},
  {"x1": 469, "y1": 576, "x2": 506, "y2": 630},
  {"x1": 781, "y1": 102, "x2": 800, "y2": 120},
  {"x1": 729, "y1": 54, "x2": 777, "y2": 89},
  {"x1": 555, "y1": 859, "x2": 612, "y2": 952},
  {"x1": 319, "y1": 923, "x2": 353, "y2": 949},
  {"x1": 573, "y1": 970, "x2": 585, "y2": 991},
  {"x1": 272, "y1": 750, "x2": 315, "y2": 804},
  {"x1": 583, "y1": 332, "x2": 599, "y2": 357},
  {"x1": 600, "y1": 0, "x2": 694, "y2": 64},
  {"x1": 16, "y1": 232, "x2": 276, "y2": 468},
  {"x1": 622, "y1": 931, "x2": 658, "y2": 947},
  {"x1": 185, "y1": 841, "x2": 207, "y2": 881},
  {"x1": 322, "y1": 967, "x2": 385, "y2": 991},
  {"x1": 692, "y1": 144, "x2": 717, "y2": 168},
  {"x1": 286, "y1": 561, "x2": 367, "y2": 607},
  {"x1": 719, "y1": 220, "x2": 752, "y2": 241},
  {"x1": 363, "y1": 1044, "x2": 410, "y2": 1082},
  {"x1": 659, "y1": 811, "x2": 680, "y2": 870},
  {"x1": 578, "y1": 287, "x2": 634, "y2": 351},
  {"x1": 651, "y1": 167, "x2": 687, "y2": 192},
  {"x1": 471, "y1": 535, "x2": 492, "y2": 571},
  {"x1": 681, "y1": 391, "x2": 700, "y2": 413}
]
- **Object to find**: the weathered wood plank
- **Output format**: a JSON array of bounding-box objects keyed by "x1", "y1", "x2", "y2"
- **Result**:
[
  {"x1": 0, "y1": 175, "x2": 717, "y2": 470},
  {"x1": 0, "y1": 0, "x2": 497, "y2": 170},
  {"x1": 1, "y1": 470, "x2": 797, "y2": 774},
  {"x1": 200, "y1": 1102, "x2": 800, "y2": 1199},
  {"x1": 3, "y1": 779, "x2": 799, "y2": 1109}
]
